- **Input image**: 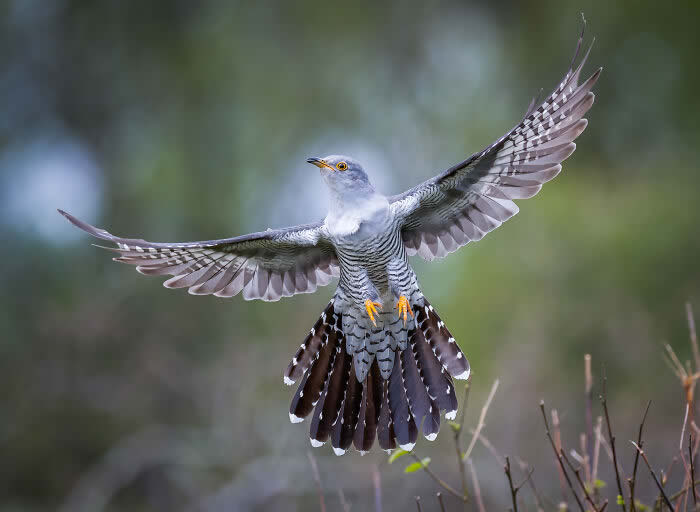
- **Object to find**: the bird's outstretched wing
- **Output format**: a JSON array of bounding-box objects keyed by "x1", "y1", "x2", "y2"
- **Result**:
[
  {"x1": 59, "y1": 210, "x2": 339, "y2": 301},
  {"x1": 391, "y1": 29, "x2": 601, "y2": 261}
]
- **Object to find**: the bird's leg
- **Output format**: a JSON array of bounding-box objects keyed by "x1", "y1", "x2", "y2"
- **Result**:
[
  {"x1": 364, "y1": 299, "x2": 382, "y2": 327},
  {"x1": 395, "y1": 295, "x2": 414, "y2": 327}
]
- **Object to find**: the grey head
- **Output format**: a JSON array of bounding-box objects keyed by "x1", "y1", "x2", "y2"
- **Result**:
[{"x1": 306, "y1": 155, "x2": 376, "y2": 199}]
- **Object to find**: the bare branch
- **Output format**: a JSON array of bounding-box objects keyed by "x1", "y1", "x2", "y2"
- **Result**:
[
  {"x1": 505, "y1": 457, "x2": 519, "y2": 512},
  {"x1": 437, "y1": 492, "x2": 447, "y2": 512},
  {"x1": 600, "y1": 371, "x2": 627, "y2": 512},
  {"x1": 307, "y1": 451, "x2": 326, "y2": 512},
  {"x1": 691, "y1": 434, "x2": 697, "y2": 506},
  {"x1": 688, "y1": 302, "x2": 699, "y2": 374},
  {"x1": 561, "y1": 449, "x2": 601, "y2": 512},
  {"x1": 592, "y1": 415, "x2": 603, "y2": 486},
  {"x1": 552, "y1": 409, "x2": 567, "y2": 501},
  {"x1": 338, "y1": 488, "x2": 351, "y2": 512},
  {"x1": 453, "y1": 381, "x2": 471, "y2": 502},
  {"x1": 585, "y1": 354, "x2": 594, "y2": 480},
  {"x1": 515, "y1": 457, "x2": 548, "y2": 512},
  {"x1": 415, "y1": 496, "x2": 423, "y2": 512},
  {"x1": 409, "y1": 452, "x2": 465, "y2": 502},
  {"x1": 467, "y1": 459, "x2": 486, "y2": 512},
  {"x1": 628, "y1": 400, "x2": 651, "y2": 512},
  {"x1": 468, "y1": 429, "x2": 504, "y2": 466},
  {"x1": 463, "y1": 379, "x2": 500, "y2": 461},
  {"x1": 681, "y1": 402, "x2": 690, "y2": 452},
  {"x1": 372, "y1": 464, "x2": 382, "y2": 512},
  {"x1": 539, "y1": 401, "x2": 585, "y2": 512},
  {"x1": 629, "y1": 441, "x2": 673, "y2": 510}
]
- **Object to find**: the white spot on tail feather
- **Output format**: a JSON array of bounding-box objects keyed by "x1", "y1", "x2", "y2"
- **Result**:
[
  {"x1": 453, "y1": 368, "x2": 471, "y2": 380},
  {"x1": 289, "y1": 413, "x2": 304, "y2": 424},
  {"x1": 399, "y1": 442, "x2": 416, "y2": 451},
  {"x1": 283, "y1": 375, "x2": 295, "y2": 386},
  {"x1": 425, "y1": 433, "x2": 438, "y2": 441},
  {"x1": 333, "y1": 447, "x2": 346, "y2": 456},
  {"x1": 310, "y1": 438, "x2": 324, "y2": 447},
  {"x1": 445, "y1": 410, "x2": 457, "y2": 420}
]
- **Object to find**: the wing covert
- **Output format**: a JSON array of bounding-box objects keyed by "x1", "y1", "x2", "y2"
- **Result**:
[
  {"x1": 59, "y1": 210, "x2": 339, "y2": 301},
  {"x1": 391, "y1": 27, "x2": 601, "y2": 261}
]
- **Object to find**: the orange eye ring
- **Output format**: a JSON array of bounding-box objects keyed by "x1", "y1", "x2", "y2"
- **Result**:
[{"x1": 336, "y1": 161, "x2": 348, "y2": 171}]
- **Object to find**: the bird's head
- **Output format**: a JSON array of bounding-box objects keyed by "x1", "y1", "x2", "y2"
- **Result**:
[{"x1": 306, "y1": 155, "x2": 375, "y2": 197}]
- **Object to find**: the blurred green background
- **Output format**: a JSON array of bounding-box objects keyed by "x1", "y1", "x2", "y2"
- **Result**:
[{"x1": 2, "y1": 0, "x2": 699, "y2": 510}]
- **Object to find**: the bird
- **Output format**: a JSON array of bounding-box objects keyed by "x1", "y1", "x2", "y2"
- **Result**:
[{"x1": 59, "y1": 27, "x2": 600, "y2": 456}]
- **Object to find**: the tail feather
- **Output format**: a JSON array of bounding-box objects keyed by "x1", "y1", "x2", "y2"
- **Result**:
[
  {"x1": 289, "y1": 295, "x2": 469, "y2": 453},
  {"x1": 388, "y1": 352, "x2": 419, "y2": 451},
  {"x1": 400, "y1": 347, "x2": 440, "y2": 440},
  {"x1": 309, "y1": 338, "x2": 350, "y2": 446},
  {"x1": 377, "y1": 380, "x2": 397, "y2": 451},
  {"x1": 415, "y1": 299, "x2": 471, "y2": 381},
  {"x1": 285, "y1": 300, "x2": 339, "y2": 385},
  {"x1": 411, "y1": 327, "x2": 459, "y2": 420},
  {"x1": 289, "y1": 329, "x2": 337, "y2": 422},
  {"x1": 331, "y1": 363, "x2": 363, "y2": 456},
  {"x1": 353, "y1": 360, "x2": 382, "y2": 453}
]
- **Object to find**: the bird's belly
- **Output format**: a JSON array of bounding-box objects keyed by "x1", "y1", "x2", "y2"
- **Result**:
[{"x1": 335, "y1": 225, "x2": 407, "y2": 299}]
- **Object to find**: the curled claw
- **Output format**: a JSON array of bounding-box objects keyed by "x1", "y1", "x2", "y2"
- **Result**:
[
  {"x1": 364, "y1": 299, "x2": 382, "y2": 326},
  {"x1": 395, "y1": 296, "x2": 414, "y2": 327}
]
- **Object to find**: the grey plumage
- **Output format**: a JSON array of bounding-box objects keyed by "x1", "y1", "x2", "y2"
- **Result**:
[{"x1": 60, "y1": 26, "x2": 600, "y2": 455}]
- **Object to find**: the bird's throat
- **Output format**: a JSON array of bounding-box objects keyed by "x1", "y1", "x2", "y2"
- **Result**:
[{"x1": 324, "y1": 192, "x2": 390, "y2": 238}]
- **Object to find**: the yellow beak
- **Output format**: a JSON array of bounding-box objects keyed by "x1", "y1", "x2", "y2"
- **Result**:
[{"x1": 306, "y1": 157, "x2": 333, "y2": 170}]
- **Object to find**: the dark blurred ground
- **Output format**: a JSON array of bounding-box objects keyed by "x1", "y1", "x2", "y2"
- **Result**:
[{"x1": 1, "y1": 1, "x2": 699, "y2": 510}]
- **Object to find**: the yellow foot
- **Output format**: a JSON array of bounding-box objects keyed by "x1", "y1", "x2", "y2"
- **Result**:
[
  {"x1": 364, "y1": 299, "x2": 382, "y2": 327},
  {"x1": 395, "y1": 296, "x2": 414, "y2": 327}
]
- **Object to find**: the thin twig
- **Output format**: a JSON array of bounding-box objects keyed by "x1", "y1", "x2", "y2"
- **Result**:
[
  {"x1": 629, "y1": 441, "x2": 673, "y2": 510},
  {"x1": 468, "y1": 429, "x2": 504, "y2": 465},
  {"x1": 372, "y1": 464, "x2": 382, "y2": 512},
  {"x1": 505, "y1": 457, "x2": 519, "y2": 512},
  {"x1": 409, "y1": 452, "x2": 465, "y2": 502},
  {"x1": 552, "y1": 409, "x2": 567, "y2": 502},
  {"x1": 561, "y1": 449, "x2": 601, "y2": 512},
  {"x1": 628, "y1": 400, "x2": 651, "y2": 512},
  {"x1": 338, "y1": 488, "x2": 351, "y2": 512},
  {"x1": 453, "y1": 381, "x2": 471, "y2": 503},
  {"x1": 580, "y1": 433, "x2": 590, "y2": 486},
  {"x1": 516, "y1": 457, "x2": 548, "y2": 512},
  {"x1": 415, "y1": 496, "x2": 423, "y2": 512},
  {"x1": 467, "y1": 459, "x2": 486, "y2": 512},
  {"x1": 592, "y1": 415, "x2": 603, "y2": 490},
  {"x1": 585, "y1": 354, "x2": 594, "y2": 479},
  {"x1": 681, "y1": 403, "x2": 690, "y2": 452},
  {"x1": 600, "y1": 371, "x2": 627, "y2": 512},
  {"x1": 437, "y1": 492, "x2": 447, "y2": 512},
  {"x1": 670, "y1": 480, "x2": 700, "y2": 501},
  {"x1": 539, "y1": 401, "x2": 585, "y2": 512},
  {"x1": 463, "y1": 379, "x2": 500, "y2": 461},
  {"x1": 691, "y1": 433, "x2": 698, "y2": 506},
  {"x1": 307, "y1": 451, "x2": 327, "y2": 512},
  {"x1": 688, "y1": 302, "x2": 699, "y2": 374}
]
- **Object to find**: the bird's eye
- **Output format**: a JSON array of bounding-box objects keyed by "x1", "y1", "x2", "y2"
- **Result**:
[{"x1": 336, "y1": 161, "x2": 348, "y2": 171}]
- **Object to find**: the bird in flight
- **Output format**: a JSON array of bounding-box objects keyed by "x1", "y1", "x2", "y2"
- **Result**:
[{"x1": 60, "y1": 27, "x2": 600, "y2": 455}]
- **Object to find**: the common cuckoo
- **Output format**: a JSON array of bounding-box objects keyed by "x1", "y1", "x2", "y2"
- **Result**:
[{"x1": 60, "y1": 29, "x2": 600, "y2": 455}]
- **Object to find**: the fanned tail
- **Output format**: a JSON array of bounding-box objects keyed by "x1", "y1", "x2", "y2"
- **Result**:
[{"x1": 286, "y1": 295, "x2": 470, "y2": 454}]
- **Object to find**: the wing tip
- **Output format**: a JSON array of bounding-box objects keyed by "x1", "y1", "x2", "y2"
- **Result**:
[{"x1": 58, "y1": 208, "x2": 113, "y2": 241}]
